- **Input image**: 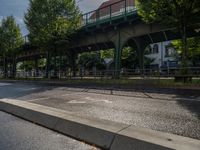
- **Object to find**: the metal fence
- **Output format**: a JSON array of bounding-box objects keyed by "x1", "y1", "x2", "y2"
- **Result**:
[{"x1": 0, "y1": 67, "x2": 199, "y2": 79}]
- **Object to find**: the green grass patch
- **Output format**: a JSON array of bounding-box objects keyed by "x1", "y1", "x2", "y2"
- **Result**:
[{"x1": 0, "y1": 77, "x2": 199, "y2": 89}]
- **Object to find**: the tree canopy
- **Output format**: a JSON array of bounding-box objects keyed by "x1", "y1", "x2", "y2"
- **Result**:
[
  {"x1": 0, "y1": 16, "x2": 24, "y2": 57},
  {"x1": 78, "y1": 52, "x2": 106, "y2": 70},
  {"x1": 137, "y1": 0, "x2": 200, "y2": 26},
  {"x1": 173, "y1": 37, "x2": 200, "y2": 66},
  {"x1": 0, "y1": 16, "x2": 24, "y2": 77},
  {"x1": 137, "y1": 0, "x2": 200, "y2": 68},
  {"x1": 24, "y1": 0, "x2": 80, "y2": 48}
]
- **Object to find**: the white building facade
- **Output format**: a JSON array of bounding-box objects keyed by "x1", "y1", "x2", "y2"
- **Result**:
[{"x1": 145, "y1": 41, "x2": 179, "y2": 69}]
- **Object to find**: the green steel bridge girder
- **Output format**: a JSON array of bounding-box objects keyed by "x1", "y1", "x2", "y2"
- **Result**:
[
  {"x1": 112, "y1": 31, "x2": 151, "y2": 78},
  {"x1": 70, "y1": 15, "x2": 199, "y2": 79},
  {"x1": 73, "y1": 1, "x2": 199, "y2": 78}
]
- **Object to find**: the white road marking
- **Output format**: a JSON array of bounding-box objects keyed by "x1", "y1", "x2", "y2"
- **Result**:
[
  {"x1": 18, "y1": 87, "x2": 37, "y2": 91},
  {"x1": 67, "y1": 97, "x2": 112, "y2": 104},
  {"x1": 68, "y1": 100, "x2": 86, "y2": 104},
  {"x1": 61, "y1": 92, "x2": 83, "y2": 96},
  {"x1": 85, "y1": 97, "x2": 112, "y2": 104},
  {"x1": 27, "y1": 97, "x2": 49, "y2": 102},
  {"x1": 0, "y1": 83, "x2": 12, "y2": 86}
]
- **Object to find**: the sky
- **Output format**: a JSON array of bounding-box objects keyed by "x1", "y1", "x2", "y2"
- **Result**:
[{"x1": 0, "y1": 0, "x2": 107, "y2": 35}]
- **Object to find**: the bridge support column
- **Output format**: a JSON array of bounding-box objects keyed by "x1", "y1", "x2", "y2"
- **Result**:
[
  {"x1": 134, "y1": 37, "x2": 150, "y2": 75},
  {"x1": 137, "y1": 46, "x2": 145, "y2": 74},
  {"x1": 113, "y1": 30, "x2": 125, "y2": 79}
]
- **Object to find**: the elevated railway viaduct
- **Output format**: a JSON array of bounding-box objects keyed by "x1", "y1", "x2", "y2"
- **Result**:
[{"x1": 1, "y1": 0, "x2": 199, "y2": 78}]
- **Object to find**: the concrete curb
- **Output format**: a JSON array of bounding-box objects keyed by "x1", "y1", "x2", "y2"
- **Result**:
[{"x1": 0, "y1": 99, "x2": 200, "y2": 150}]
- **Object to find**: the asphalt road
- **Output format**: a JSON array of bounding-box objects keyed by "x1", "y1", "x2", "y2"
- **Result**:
[
  {"x1": 0, "y1": 81, "x2": 200, "y2": 140},
  {"x1": 0, "y1": 111, "x2": 99, "y2": 150}
]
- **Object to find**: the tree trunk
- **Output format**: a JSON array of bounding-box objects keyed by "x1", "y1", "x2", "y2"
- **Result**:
[
  {"x1": 180, "y1": 14, "x2": 191, "y2": 83},
  {"x1": 53, "y1": 45, "x2": 57, "y2": 77},
  {"x1": 3, "y1": 56, "x2": 7, "y2": 78},
  {"x1": 53, "y1": 55, "x2": 57, "y2": 77},
  {"x1": 59, "y1": 55, "x2": 62, "y2": 79},
  {"x1": 71, "y1": 53, "x2": 77, "y2": 77},
  {"x1": 12, "y1": 56, "x2": 16, "y2": 78},
  {"x1": 45, "y1": 50, "x2": 50, "y2": 78},
  {"x1": 181, "y1": 15, "x2": 189, "y2": 75},
  {"x1": 34, "y1": 58, "x2": 39, "y2": 77}
]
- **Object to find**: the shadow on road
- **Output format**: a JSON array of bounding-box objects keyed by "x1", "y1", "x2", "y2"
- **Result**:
[
  {"x1": 0, "y1": 81, "x2": 200, "y2": 119},
  {"x1": 0, "y1": 82, "x2": 55, "y2": 100}
]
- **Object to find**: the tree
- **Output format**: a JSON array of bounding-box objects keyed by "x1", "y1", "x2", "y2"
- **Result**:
[
  {"x1": 78, "y1": 52, "x2": 106, "y2": 70},
  {"x1": 121, "y1": 47, "x2": 139, "y2": 69},
  {"x1": 18, "y1": 58, "x2": 46, "y2": 71},
  {"x1": 24, "y1": 0, "x2": 80, "y2": 77},
  {"x1": 100, "y1": 49, "x2": 114, "y2": 59},
  {"x1": 0, "y1": 27, "x2": 4, "y2": 75},
  {"x1": 0, "y1": 16, "x2": 24, "y2": 78},
  {"x1": 137, "y1": 0, "x2": 200, "y2": 70},
  {"x1": 173, "y1": 37, "x2": 200, "y2": 66}
]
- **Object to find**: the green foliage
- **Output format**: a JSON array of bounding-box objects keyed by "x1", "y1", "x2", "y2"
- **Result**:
[
  {"x1": 0, "y1": 16, "x2": 23, "y2": 78},
  {"x1": 172, "y1": 37, "x2": 200, "y2": 66},
  {"x1": 18, "y1": 58, "x2": 47, "y2": 71},
  {"x1": 121, "y1": 47, "x2": 138, "y2": 69},
  {"x1": 0, "y1": 27, "x2": 3, "y2": 56},
  {"x1": 137, "y1": 0, "x2": 200, "y2": 26},
  {"x1": 121, "y1": 47, "x2": 154, "y2": 69},
  {"x1": 100, "y1": 49, "x2": 114, "y2": 59},
  {"x1": 79, "y1": 47, "x2": 155, "y2": 70},
  {"x1": 78, "y1": 52, "x2": 106, "y2": 70},
  {"x1": 0, "y1": 16, "x2": 24, "y2": 56},
  {"x1": 25, "y1": 0, "x2": 80, "y2": 48},
  {"x1": 18, "y1": 61, "x2": 35, "y2": 71},
  {"x1": 122, "y1": 47, "x2": 133, "y2": 59},
  {"x1": 137, "y1": 0, "x2": 200, "y2": 71}
]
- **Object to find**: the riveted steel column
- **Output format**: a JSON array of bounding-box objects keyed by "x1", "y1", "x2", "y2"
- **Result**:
[
  {"x1": 138, "y1": 46, "x2": 145, "y2": 74},
  {"x1": 134, "y1": 37, "x2": 150, "y2": 75},
  {"x1": 114, "y1": 30, "x2": 123, "y2": 79}
]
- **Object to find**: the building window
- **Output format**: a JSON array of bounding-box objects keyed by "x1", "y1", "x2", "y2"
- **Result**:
[
  {"x1": 153, "y1": 44, "x2": 159, "y2": 53},
  {"x1": 165, "y1": 45, "x2": 175, "y2": 57}
]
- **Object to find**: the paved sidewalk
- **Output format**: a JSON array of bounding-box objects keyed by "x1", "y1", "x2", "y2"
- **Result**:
[{"x1": 0, "y1": 111, "x2": 100, "y2": 150}]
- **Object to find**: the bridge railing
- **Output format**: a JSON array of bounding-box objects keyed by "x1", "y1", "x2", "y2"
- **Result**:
[{"x1": 81, "y1": 0, "x2": 137, "y2": 26}]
